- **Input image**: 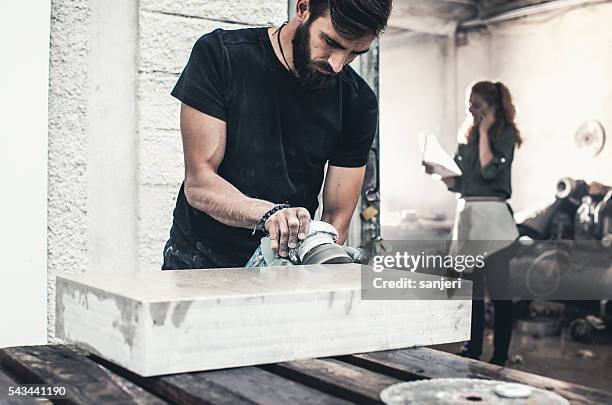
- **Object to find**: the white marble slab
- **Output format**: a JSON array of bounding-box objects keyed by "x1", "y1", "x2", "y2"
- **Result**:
[{"x1": 56, "y1": 264, "x2": 471, "y2": 376}]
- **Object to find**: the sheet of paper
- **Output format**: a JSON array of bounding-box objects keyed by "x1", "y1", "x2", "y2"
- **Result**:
[{"x1": 420, "y1": 134, "x2": 462, "y2": 178}]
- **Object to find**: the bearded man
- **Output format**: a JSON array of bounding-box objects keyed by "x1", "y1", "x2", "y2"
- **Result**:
[{"x1": 163, "y1": 0, "x2": 393, "y2": 270}]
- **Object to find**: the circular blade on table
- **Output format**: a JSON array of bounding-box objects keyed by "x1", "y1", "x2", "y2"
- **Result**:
[{"x1": 379, "y1": 378, "x2": 569, "y2": 405}]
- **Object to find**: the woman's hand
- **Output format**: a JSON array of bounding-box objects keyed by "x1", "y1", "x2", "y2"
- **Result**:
[
  {"x1": 441, "y1": 176, "x2": 457, "y2": 188},
  {"x1": 422, "y1": 162, "x2": 435, "y2": 175},
  {"x1": 479, "y1": 106, "x2": 496, "y2": 132},
  {"x1": 478, "y1": 107, "x2": 495, "y2": 167}
]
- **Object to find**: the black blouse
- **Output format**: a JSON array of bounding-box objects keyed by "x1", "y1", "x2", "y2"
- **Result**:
[{"x1": 448, "y1": 125, "x2": 517, "y2": 199}]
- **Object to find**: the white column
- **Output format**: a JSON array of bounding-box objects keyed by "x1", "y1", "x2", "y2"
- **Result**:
[{"x1": 0, "y1": 0, "x2": 51, "y2": 347}]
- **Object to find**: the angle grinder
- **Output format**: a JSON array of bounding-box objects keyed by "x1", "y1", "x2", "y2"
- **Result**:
[{"x1": 245, "y1": 220, "x2": 369, "y2": 267}]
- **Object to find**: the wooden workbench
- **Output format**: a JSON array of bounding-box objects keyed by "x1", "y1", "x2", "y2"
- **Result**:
[{"x1": 1, "y1": 345, "x2": 611, "y2": 404}]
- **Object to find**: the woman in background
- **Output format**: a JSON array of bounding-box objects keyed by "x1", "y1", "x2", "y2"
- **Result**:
[{"x1": 437, "y1": 80, "x2": 522, "y2": 366}]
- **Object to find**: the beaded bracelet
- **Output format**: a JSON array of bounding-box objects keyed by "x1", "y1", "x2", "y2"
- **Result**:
[{"x1": 252, "y1": 203, "x2": 292, "y2": 236}]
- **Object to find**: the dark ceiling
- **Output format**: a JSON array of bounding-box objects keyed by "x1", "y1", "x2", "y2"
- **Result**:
[
  {"x1": 387, "y1": 0, "x2": 565, "y2": 34},
  {"x1": 478, "y1": 0, "x2": 557, "y2": 18}
]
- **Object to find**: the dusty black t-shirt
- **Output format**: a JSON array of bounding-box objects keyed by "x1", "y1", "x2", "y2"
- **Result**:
[{"x1": 169, "y1": 27, "x2": 378, "y2": 267}]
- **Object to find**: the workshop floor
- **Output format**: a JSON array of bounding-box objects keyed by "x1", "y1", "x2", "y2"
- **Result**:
[
  {"x1": 431, "y1": 327, "x2": 612, "y2": 394},
  {"x1": 383, "y1": 224, "x2": 612, "y2": 392}
]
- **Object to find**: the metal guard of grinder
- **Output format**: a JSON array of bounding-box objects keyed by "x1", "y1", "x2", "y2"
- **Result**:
[{"x1": 246, "y1": 220, "x2": 370, "y2": 267}]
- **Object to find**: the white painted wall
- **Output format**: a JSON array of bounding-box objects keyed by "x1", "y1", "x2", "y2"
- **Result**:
[
  {"x1": 379, "y1": 33, "x2": 458, "y2": 222},
  {"x1": 380, "y1": 2, "x2": 612, "y2": 227},
  {"x1": 470, "y1": 3, "x2": 612, "y2": 211},
  {"x1": 87, "y1": 0, "x2": 139, "y2": 275},
  {"x1": 0, "y1": 1, "x2": 50, "y2": 347}
]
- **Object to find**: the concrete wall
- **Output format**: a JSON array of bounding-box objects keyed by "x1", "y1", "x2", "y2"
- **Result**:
[
  {"x1": 47, "y1": 0, "x2": 91, "y2": 339},
  {"x1": 47, "y1": 0, "x2": 288, "y2": 338},
  {"x1": 379, "y1": 2, "x2": 612, "y2": 227},
  {"x1": 0, "y1": 1, "x2": 50, "y2": 348}
]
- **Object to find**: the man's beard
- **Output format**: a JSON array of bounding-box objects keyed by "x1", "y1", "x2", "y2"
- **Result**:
[{"x1": 292, "y1": 21, "x2": 338, "y2": 90}]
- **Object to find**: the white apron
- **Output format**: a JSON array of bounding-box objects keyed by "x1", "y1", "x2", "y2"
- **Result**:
[{"x1": 449, "y1": 197, "x2": 518, "y2": 269}]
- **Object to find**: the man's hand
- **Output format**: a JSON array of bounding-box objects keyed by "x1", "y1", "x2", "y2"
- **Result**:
[{"x1": 265, "y1": 208, "x2": 311, "y2": 257}]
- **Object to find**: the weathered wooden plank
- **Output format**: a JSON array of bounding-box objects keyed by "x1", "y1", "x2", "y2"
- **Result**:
[
  {"x1": 0, "y1": 346, "x2": 167, "y2": 405},
  {"x1": 56, "y1": 265, "x2": 471, "y2": 376},
  {"x1": 262, "y1": 358, "x2": 402, "y2": 404},
  {"x1": 90, "y1": 354, "x2": 247, "y2": 405},
  {"x1": 0, "y1": 365, "x2": 42, "y2": 405},
  {"x1": 199, "y1": 367, "x2": 354, "y2": 405},
  {"x1": 344, "y1": 348, "x2": 612, "y2": 405},
  {"x1": 93, "y1": 354, "x2": 353, "y2": 405}
]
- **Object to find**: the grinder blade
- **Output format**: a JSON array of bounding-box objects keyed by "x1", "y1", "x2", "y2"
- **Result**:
[{"x1": 301, "y1": 243, "x2": 353, "y2": 265}]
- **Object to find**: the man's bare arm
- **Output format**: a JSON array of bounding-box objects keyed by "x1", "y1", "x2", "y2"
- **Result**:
[
  {"x1": 181, "y1": 103, "x2": 275, "y2": 228},
  {"x1": 321, "y1": 165, "x2": 366, "y2": 245},
  {"x1": 180, "y1": 103, "x2": 310, "y2": 256}
]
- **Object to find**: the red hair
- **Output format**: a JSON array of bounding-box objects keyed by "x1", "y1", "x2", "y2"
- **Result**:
[{"x1": 464, "y1": 81, "x2": 522, "y2": 148}]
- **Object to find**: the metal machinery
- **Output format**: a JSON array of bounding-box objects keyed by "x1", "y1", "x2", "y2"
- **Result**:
[{"x1": 516, "y1": 177, "x2": 612, "y2": 341}]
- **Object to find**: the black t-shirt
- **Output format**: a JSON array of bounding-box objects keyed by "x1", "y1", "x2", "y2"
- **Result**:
[{"x1": 170, "y1": 27, "x2": 378, "y2": 267}]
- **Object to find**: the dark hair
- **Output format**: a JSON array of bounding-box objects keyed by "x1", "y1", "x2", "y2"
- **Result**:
[
  {"x1": 465, "y1": 80, "x2": 523, "y2": 148},
  {"x1": 308, "y1": 0, "x2": 393, "y2": 40}
]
